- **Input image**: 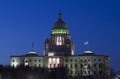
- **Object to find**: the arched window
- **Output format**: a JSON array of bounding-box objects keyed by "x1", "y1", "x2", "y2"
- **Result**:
[{"x1": 56, "y1": 36, "x2": 64, "y2": 46}]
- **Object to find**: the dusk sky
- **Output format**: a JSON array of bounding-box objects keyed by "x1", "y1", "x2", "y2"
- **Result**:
[{"x1": 0, "y1": 0, "x2": 120, "y2": 71}]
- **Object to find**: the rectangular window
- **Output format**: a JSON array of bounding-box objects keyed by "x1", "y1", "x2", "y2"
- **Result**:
[
  {"x1": 39, "y1": 59, "x2": 41, "y2": 62},
  {"x1": 35, "y1": 60, "x2": 37, "y2": 62},
  {"x1": 71, "y1": 64, "x2": 72, "y2": 68},
  {"x1": 65, "y1": 59, "x2": 68, "y2": 62},
  {"x1": 29, "y1": 60, "x2": 31, "y2": 62},
  {"x1": 39, "y1": 64, "x2": 41, "y2": 67},
  {"x1": 75, "y1": 64, "x2": 77, "y2": 68},
  {"x1": 12, "y1": 60, "x2": 15, "y2": 62},
  {"x1": 75, "y1": 59, "x2": 77, "y2": 62},
  {"x1": 65, "y1": 64, "x2": 67, "y2": 68},
  {"x1": 34, "y1": 64, "x2": 36, "y2": 67},
  {"x1": 22, "y1": 60, "x2": 24, "y2": 62}
]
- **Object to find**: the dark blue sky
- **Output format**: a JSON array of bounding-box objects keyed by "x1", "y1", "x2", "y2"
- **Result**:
[{"x1": 0, "y1": 0, "x2": 120, "y2": 71}]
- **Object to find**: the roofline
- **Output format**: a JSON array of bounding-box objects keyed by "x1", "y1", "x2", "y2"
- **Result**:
[{"x1": 10, "y1": 55, "x2": 109, "y2": 58}]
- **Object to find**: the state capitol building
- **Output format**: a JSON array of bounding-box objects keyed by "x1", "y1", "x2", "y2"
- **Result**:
[{"x1": 10, "y1": 12, "x2": 110, "y2": 76}]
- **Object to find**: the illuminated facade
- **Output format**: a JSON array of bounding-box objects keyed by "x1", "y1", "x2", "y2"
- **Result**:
[{"x1": 10, "y1": 12, "x2": 110, "y2": 76}]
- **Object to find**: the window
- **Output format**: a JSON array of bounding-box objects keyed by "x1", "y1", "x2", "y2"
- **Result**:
[
  {"x1": 17, "y1": 59, "x2": 18, "y2": 62},
  {"x1": 53, "y1": 58, "x2": 56, "y2": 63},
  {"x1": 56, "y1": 58, "x2": 60, "y2": 64},
  {"x1": 12, "y1": 60, "x2": 15, "y2": 62},
  {"x1": 99, "y1": 64, "x2": 101, "y2": 68},
  {"x1": 99, "y1": 59, "x2": 101, "y2": 62},
  {"x1": 71, "y1": 64, "x2": 72, "y2": 68},
  {"x1": 50, "y1": 64, "x2": 52, "y2": 68},
  {"x1": 80, "y1": 64, "x2": 83, "y2": 68},
  {"x1": 35, "y1": 59, "x2": 37, "y2": 62},
  {"x1": 56, "y1": 36, "x2": 62, "y2": 46},
  {"x1": 39, "y1": 59, "x2": 41, "y2": 62},
  {"x1": 65, "y1": 59, "x2": 68, "y2": 62},
  {"x1": 94, "y1": 59, "x2": 96, "y2": 61},
  {"x1": 54, "y1": 64, "x2": 56, "y2": 67},
  {"x1": 75, "y1": 64, "x2": 77, "y2": 68},
  {"x1": 39, "y1": 64, "x2": 41, "y2": 67},
  {"x1": 94, "y1": 64, "x2": 97, "y2": 67},
  {"x1": 75, "y1": 59, "x2": 77, "y2": 62},
  {"x1": 65, "y1": 64, "x2": 68, "y2": 68},
  {"x1": 75, "y1": 71, "x2": 77, "y2": 74},
  {"x1": 88, "y1": 71, "x2": 91, "y2": 74},
  {"x1": 22, "y1": 60, "x2": 24, "y2": 62},
  {"x1": 88, "y1": 64, "x2": 90, "y2": 68},
  {"x1": 58, "y1": 64, "x2": 60, "y2": 67},
  {"x1": 99, "y1": 71, "x2": 102, "y2": 74},
  {"x1": 88, "y1": 59, "x2": 90, "y2": 61},
  {"x1": 70, "y1": 59, "x2": 72, "y2": 62},
  {"x1": 25, "y1": 60, "x2": 28, "y2": 62},
  {"x1": 48, "y1": 58, "x2": 52, "y2": 64},
  {"x1": 25, "y1": 62, "x2": 28, "y2": 66},
  {"x1": 35, "y1": 64, "x2": 36, "y2": 67},
  {"x1": 80, "y1": 60, "x2": 83, "y2": 62},
  {"x1": 29, "y1": 60, "x2": 31, "y2": 62}
]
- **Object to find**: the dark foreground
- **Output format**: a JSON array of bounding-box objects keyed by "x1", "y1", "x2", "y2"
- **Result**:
[{"x1": 0, "y1": 65, "x2": 116, "y2": 79}]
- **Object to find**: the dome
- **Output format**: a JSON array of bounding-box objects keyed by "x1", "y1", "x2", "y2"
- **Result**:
[
  {"x1": 28, "y1": 51, "x2": 37, "y2": 54},
  {"x1": 22, "y1": 53, "x2": 40, "y2": 57},
  {"x1": 18, "y1": 51, "x2": 40, "y2": 57},
  {"x1": 52, "y1": 12, "x2": 68, "y2": 29},
  {"x1": 79, "y1": 51, "x2": 96, "y2": 56},
  {"x1": 84, "y1": 51, "x2": 93, "y2": 53}
]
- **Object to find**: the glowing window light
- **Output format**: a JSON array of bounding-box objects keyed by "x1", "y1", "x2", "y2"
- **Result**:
[
  {"x1": 59, "y1": 36, "x2": 62, "y2": 45},
  {"x1": 48, "y1": 58, "x2": 60, "y2": 68},
  {"x1": 13, "y1": 62, "x2": 18, "y2": 68},
  {"x1": 52, "y1": 29, "x2": 68, "y2": 34},
  {"x1": 53, "y1": 58, "x2": 56, "y2": 63},
  {"x1": 25, "y1": 62, "x2": 28, "y2": 66},
  {"x1": 56, "y1": 64, "x2": 58, "y2": 67},
  {"x1": 57, "y1": 58, "x2": 60, "y2": 64},
  {"x1": 49, "y1": 58, "x2": 52, "y2": 64},
  {"x1": 71, "y1": 50, "x2": 74, "y2": 55},
  {"x1": 51, "y1": 64, "x2": 54, "y2": 68},
  {"x1": 84, "y1": 65, "x2": 88, "y2": 69},
  {"x1": 48, "y1": 53, "x2": 54, "y2": 56},
  {"x1": 48, "y1": 64, "x2": 50, "y2": 68},
  {"x1": 56, "y1": 37, "x2": 59, "y2": 45},
  {"x1": 56, "y1": 36, "x2": 62, "y2": 46}
]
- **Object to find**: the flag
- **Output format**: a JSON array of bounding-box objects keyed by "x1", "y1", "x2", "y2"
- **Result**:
[{"x1": 84, "y1": 41, "x2": 88, "y2": 45}]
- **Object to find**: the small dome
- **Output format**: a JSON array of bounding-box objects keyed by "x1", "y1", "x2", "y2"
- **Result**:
[
  {"x1": 84, "y1": 51, "x2": 93, "y2": 53},
  {"x1": 79, "y1": 51, "x2": 96, "y2": 56},
  {"x1": 52, "y1": 12, "x2": 68, "y2": 29},
  {"x1": 28, "y1": 51, "x2": 37, "y2": 54},
  {"x1": 20, "y1": 51, "x2": 40, "y2": 57}
]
